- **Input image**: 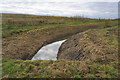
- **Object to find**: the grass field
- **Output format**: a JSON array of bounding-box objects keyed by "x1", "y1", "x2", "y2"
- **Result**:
[
  {"x1": 2, "y1": 13, "x2": 117, "y2": 38},
  {"x1": 2, "y1": 13, "x2": 119, "y2": 78}
]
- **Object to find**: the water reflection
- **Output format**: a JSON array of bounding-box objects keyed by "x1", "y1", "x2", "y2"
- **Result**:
[{"x1": 32, "y1": 40, "x2": 66, "y2": 60}]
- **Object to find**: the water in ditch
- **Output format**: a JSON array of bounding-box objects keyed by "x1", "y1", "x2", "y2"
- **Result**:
[{"x1": 32, "y1": 40, "x2": 66, "y2": 60}]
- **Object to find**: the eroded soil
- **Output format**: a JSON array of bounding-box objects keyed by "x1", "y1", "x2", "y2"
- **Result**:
[
  {"x1": 3, "y1": 23, "x2": 107, "y2": 60},
  {"x1": 57, "y1": 26, "x2": 118, "y2": 63}
]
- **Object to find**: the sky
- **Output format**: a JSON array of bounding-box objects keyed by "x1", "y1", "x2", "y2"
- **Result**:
[{"x1": 0, "y1": 0, "x2": 119, "y2": 19}]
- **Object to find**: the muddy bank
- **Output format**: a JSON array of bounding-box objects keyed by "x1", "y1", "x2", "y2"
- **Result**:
[
  {"x1": 3, "y1": 22, "x2": 108, "y2": 60},
  {"x1": 57, "y1": 26, "x2": 118, "y2": 62}
]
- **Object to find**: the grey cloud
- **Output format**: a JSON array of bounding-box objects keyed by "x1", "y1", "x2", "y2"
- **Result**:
[{"x1": 0, "y1": 1, "x2": 118, "y2": 19}]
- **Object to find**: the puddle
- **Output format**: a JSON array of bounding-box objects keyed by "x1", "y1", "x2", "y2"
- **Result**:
[{"x1": 32, "y1": 40, "x2": 66, "y2": 60}]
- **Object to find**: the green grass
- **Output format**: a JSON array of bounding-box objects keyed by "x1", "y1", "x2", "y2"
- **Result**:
[
  {"x1": 2, "y1": 58, "x2": 118, "y2": 78},
  {"x1": 2, "y1": 13, "x2": 118, "y2": 38}
]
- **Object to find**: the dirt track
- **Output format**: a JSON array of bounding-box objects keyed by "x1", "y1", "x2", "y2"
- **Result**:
[{"x1": 2, "y1": 22, "x2": 113, "y2": 60}]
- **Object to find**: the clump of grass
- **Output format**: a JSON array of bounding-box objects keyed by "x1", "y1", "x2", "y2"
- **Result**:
[{"x1": 2, "y1": 58, "x2": 118, "y2": 78}]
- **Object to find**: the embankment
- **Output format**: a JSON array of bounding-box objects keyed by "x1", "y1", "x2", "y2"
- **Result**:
[
  {"x1": 57, "y1": 26, "x2": 118, "y2": 63},
  {"x1": 3, "y1": 22, "x2": 114, "y2": 60},
  {"x1": 2, "y1": 26, "x2": 118, "y2": 78}
]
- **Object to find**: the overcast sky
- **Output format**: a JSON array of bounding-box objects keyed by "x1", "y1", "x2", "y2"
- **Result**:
[{"x1": 0, "y1": 0, "x2": 119, "y2": 19}]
